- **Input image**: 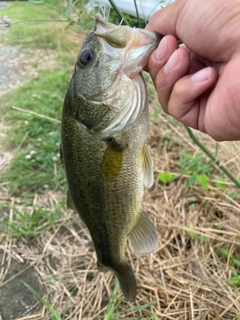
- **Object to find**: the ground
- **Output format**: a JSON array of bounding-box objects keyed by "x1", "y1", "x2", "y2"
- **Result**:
[
  {"x1": 1, "y1": 2, "x2": 240, "y2": 320},
  {"x1": 0, "y1": 253, "x2": 42, "y2": 319},
  {"x1": 0, "y1": 3, "x2": 46, "y2": 319}
]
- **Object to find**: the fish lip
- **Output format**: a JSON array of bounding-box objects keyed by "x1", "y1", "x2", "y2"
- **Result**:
[
  {"x1": 94, "y1": 13, "x2": 159, "y2": 45},
  {"x1": 94, "y1": 13, "x2": 161, "y2": 42},
  {"x1": 95, "y1": 13, "x2": 118, "y2": 30},
  {"x1": 93, "y1": 14, "x2": 161, "y2": 78}
]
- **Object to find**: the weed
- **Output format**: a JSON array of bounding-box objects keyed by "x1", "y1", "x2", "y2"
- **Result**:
[
  {"x1": 185, "y1": 126, "x2": 240, "y2": 188},
  {"x1": 216, "y1": 247, "x2": 240, "y2": 268},
  {"x1": 158, "y1": 171, "x2": 180, "y2": 185},
  {"x1": 158, "y1": 151, "x2": 215, "y2": 188},
  {"x1": 177, "y1": 151, "x2": 214, "y2": 189},
  {"x1": 158, "y1": 171, "x2": 174, "y2": 184},
  {"x1": 227, "y1": 191, "x2": 240, "y2": 201},
  {"x1": 214, "y1": 176, "x2": 227, "y2": 189},
  {"x1": 22, "y1": 281, "x2": 64, "y2": 320},
  {"x1": 0, "y1": 201, "x2": 66, "y2": 240},
  {"x1": 184, "y1": 226, "x2": 209, "y2": 243},
  {"x1": 216, "y1": 246, "x2": 240, "y2": 287},
  {"x1": 104, "y1": 279, "x2": 157, "y2": 320},
  {"x1": 227, "y1": 269, "x2": 240, "y2": 286}
]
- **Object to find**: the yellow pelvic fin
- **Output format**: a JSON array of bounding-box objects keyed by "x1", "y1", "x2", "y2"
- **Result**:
[
  {"x1": 67, "y1": 190, "x2": 75, "y2": 210},
  {"x1": 140, "y1": 145, "x2": 154, "y2": 188},
  {"x1": 128, "y1": 207, "x2": 158, "y2": 256},
  {"x1": 101, "y1": 139, "x2": 125, "y2": 180}
]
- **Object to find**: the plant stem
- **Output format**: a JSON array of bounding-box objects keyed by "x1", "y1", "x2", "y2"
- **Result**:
[
  {"x1": 12, "y1": 106, "x2": 61, "y2": 124},
  {"x1": 108, "y1": 0, "x2": 130, "y2": 26},
  {"x1": 29, "y1": 0, "x2": 79, "y2": 26},
  {"x1": 185, "y1": 126, "x2": 240, "y2": 188},
  {"x1": 133, "y1": 0, "x2": 140, "y2": 27}
]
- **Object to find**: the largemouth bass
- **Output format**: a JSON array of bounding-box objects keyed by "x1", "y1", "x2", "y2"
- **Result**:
[{"x1": 61, "y1": 13, "x2": 160, "y2": 301}]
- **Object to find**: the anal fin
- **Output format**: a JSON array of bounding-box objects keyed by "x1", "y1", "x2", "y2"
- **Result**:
[
  {"x1": 60, "y1": 145, "x2": 64, "y2": 165},
  {"x1": 128, "y1": 207, "x2": 158, "y2": 256},
  {"x1": 141, "y1": 145, "x2": 154, "y2": 188},
  {"x1": 67, "y1": 190, "x2": 75, "y2": 210}
]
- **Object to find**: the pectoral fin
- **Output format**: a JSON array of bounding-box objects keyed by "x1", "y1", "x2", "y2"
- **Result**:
[
  {"x1": 128, "y1": 207, "x2": 158, "y2": 256},
  {"x1": 141, "y1": 145, "x2": 154, "y2": 188},
  {"x1": 101, "y1": 139, "x2": 125, "y2": 180}
]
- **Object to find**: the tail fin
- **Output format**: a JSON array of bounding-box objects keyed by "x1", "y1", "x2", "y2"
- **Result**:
[{"x1": 115, "y1": 262, "x2": 137, "y2": 302}]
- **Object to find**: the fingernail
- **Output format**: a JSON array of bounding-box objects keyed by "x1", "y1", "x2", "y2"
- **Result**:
[
  {"x1": 192, "y1": 67, "x2": 211, "y2": 82},
  {"x1": 154, "y1": 36, "x2": 167, "y2": 61},
  {"x1": 164, "y1": 49, "x2": 179, "y2": 72}
]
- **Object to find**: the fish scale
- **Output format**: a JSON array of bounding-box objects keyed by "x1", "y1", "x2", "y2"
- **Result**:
[{"x1": 61, "y1": 13, "x2": 161, "y2": 301}]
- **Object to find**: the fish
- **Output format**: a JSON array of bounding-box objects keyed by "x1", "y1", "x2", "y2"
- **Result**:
[{"x1": 61, "y1": 13, "x2": 160, "y2": 302}]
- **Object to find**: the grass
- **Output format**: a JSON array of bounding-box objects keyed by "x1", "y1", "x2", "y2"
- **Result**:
[
  {"x1": 1, "y1": 1, "x2": 240, "y2": 319},
  {"x1": 0, "y1": 200, "x2": 69, "y2": 240},
  {"x1": 0, "y1": 0, "x2": 86, "y2": 50},
  {"x1": 22, "y1": 278, "x2": 157, "y2": 320},
  {"x1": 103, "y1": 279, "x2": 157, "y2": 320},
  {"x1": 0, "y1": 0, "x2": 92, "y2": 195},
  {"x1": 23, "y1": 281, "x2": 64, "y2": 320},
  {"x1": 2, "y1": 69, "x2": 69, "y2": 195}
]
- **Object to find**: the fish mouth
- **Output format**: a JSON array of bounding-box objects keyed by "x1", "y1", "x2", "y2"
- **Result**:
[{"x1": 94, "y1": 13, "x2": 161, "y2": 78}]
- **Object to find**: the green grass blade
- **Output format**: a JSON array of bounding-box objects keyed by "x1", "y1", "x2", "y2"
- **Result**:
[
  {"x1": 22, "y1": 281, "x2": 62, "y2": 320},
  {"x1": 108, "y1": 0, "x2": 130, "y2": 26},
  {"x1": 113, "y1": 301, "x2": 156, "y2": 316},
  {"x1": 133, "y1": 0, "x2": 140, "y2": 27}
]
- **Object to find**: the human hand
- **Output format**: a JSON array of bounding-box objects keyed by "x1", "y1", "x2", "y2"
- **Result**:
[{"x1": 145, "y1": 0, "x2": 240, "y2": 141}]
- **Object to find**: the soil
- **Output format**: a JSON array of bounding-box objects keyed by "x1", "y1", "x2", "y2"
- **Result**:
[
  {"x1": 0, "y1": 44, "x2": 37, "y2": 95},
  {"x1": 0, "y1": 253, "x2": 42, "y2": 319},
  {"x1": 0, "y1": 3, "x2": 44, "y2": 319}
]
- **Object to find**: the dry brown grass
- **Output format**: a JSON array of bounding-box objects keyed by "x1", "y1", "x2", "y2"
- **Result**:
[
  {"x1": 1, "y1": 92, "x2": 240, "y2": 319},
  {"x1": 1, "y1": 19, "x2": 240, "y2": 318}
]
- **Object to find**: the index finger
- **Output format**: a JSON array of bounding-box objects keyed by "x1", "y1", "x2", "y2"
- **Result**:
[{"x1": 145, "y1": 1, "x2": 182, "y2": 38}]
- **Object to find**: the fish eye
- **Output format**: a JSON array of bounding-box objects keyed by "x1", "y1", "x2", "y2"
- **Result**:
[{"x1": 79, "y1": 49, "x2": 95, "y2": 66}]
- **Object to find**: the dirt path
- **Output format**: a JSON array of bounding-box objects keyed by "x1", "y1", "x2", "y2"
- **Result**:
[
  {"x1": 0, "y1": 43, "x2": 57, "y2": 97},
  {"x1": 0, "y1": 2, "x2": 22, "y2": 96}
]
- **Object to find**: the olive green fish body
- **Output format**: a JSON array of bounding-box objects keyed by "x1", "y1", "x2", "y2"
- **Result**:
[{"x1": 61, "y1": 14, "x2": 160, "y2": 301}]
